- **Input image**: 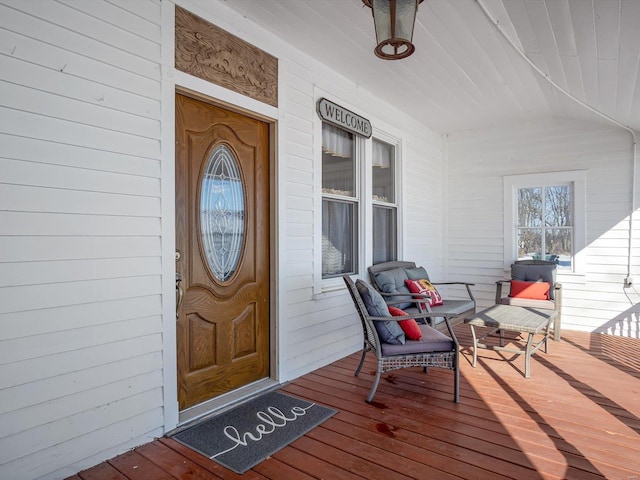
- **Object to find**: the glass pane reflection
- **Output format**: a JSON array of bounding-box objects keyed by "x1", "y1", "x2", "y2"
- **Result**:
[{"x1": 200, "y1": 145, "x2": 244, "y2": 282}]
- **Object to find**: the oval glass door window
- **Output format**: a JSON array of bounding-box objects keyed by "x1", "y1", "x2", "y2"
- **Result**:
[{"x1": 200, "y1": 144, "x2": 245, "y2": 282}]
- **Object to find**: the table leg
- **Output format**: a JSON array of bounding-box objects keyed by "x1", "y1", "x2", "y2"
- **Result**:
[
  {"x1": 524, "y1": 332, "x2": 535, "y2": 378},
  {"x1": 469, "y1": 324, "x2": 478, "y2": 368}
]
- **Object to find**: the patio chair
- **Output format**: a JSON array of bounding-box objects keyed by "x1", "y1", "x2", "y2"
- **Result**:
[
  {"x1": 343, "y1": 274, "x2": 460, "y2": 403},
  {"x1": 495, "y1": 260, "x2": 562, "y2": 341},
  {"x1": 368, "y1": 261, "x2": 476, "y2": 331}
]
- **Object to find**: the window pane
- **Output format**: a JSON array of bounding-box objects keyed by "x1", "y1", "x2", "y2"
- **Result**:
[
  {"x1": 372, "y1": 139, "x2": 394, "y2": 203},
  {"x1": 322, "y1": 123, "x2": 354, "y2": 197},
  {"x1": 545, "y1": 185, "x2": 572, "y2": 226},
  {"x1": 518, "y1": 187, "x2": 542, "y2": 227},
  {"x1": 517, "y1": 228, "x2": 541, "y2": 260},
  {"x1": 322, "y1": 199, "x2": 357, "y2": 277},
  {"x1": 545, "y1": 228, "x2": 572, "y2": 269},
  {"x1": 200, "y1": 144, "x2": 244, "y2": 282},
  {"x1": 372, "y1": 206, "x2": 396, "y2": 264}
]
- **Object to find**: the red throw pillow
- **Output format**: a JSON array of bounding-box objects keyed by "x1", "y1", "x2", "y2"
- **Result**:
[
  {"x1": 509, "y1": 279, "x2": 550, "y2": 300},
  {"x1": 404, "y1": 279, "x2": 444, "y2": 307},
  {"x1": 388, "y1": 306, "x2": 422, "y2": 340}
]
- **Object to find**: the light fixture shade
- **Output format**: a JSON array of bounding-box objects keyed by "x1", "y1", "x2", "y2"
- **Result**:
[{"x1": 363, "y1": 0, "x2": 422, "y2": 60}]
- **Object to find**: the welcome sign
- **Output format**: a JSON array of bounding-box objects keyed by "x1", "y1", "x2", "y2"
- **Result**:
[{"x1": 317, "y1": 97, "x2": 372, "y2": 138}]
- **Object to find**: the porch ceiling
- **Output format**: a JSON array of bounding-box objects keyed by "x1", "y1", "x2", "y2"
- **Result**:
[{"x1": 222, "y1": 0, "x2": 640, "y2": 135}]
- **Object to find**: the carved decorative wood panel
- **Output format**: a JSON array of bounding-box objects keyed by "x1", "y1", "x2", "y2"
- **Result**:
[{"x1": 175, "y1": 6, "x2": 278, "y2": 107}]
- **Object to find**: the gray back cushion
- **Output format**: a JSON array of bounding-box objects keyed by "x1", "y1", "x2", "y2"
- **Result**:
[
  {"x1": 373, "y1": 268, "x2": 411, "y2": 309},
  {"x1": 511, "y1": 264, "x2": 556, "y2": 300},
  {"x1": 356, "y1": 279, "x2": 405, "y2": 345},
  {"x1": 405, "y1": 266, "x2": 430, "y2": 281}
]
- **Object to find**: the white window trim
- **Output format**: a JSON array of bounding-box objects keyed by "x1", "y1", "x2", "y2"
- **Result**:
[
  {"x1": 313, "y1": 94, "x2": 403, "y2": 296},
  {"x1": 370, "y1": 131, "x2": 402, "y2": 265},
  {"x1": 503, "y1": 170, "x2": 586, "y2": 275}
]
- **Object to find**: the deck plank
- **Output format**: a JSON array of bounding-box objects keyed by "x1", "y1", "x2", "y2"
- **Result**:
[
  {"x1": 77, "y1": 462, "x2": 128, "y2": 480},
  {"x1": 64, "y1": 329, "x2": 640, "y2": 480}
]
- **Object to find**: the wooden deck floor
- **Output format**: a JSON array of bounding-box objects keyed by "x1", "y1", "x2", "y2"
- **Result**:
[{"x1": 68, "y1": 327, "x2": 640, "y2": 480}]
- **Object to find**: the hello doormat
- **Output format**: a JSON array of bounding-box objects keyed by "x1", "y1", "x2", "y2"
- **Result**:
[{"x1": 171, "y1": 390, "x2": 336, "y2": 474}]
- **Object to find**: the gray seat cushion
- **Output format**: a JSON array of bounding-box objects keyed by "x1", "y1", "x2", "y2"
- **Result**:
[
  {"x1": 355, "y1": 279, "x2": 405, "y2": 345},
  {"x1": 420, "y1": 300, "x2": 475, "y2": 326},
  {"x1": 430, "y1": 300, "x2": 475, "y2": 316},
  {"x1": 500, "y1": 297, "x2": 555, "y2": 309},
  {"x1": 381, "y1": 325, "x2": 454, "y2": 355}
]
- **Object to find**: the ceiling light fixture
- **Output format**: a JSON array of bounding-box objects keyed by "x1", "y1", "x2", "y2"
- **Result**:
[{"x1": 362, "y1": 0, "x2": 423, "y2": 60}]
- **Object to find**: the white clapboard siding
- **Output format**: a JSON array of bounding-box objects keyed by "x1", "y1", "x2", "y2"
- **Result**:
[
  {"x1": 0, "y1": 276, "x2": 160, "y2": 316},
  {"x1": 0, "y1": 134, "x2": 160, "y2": 177},
  {"x1": 0, "y1": 296, "x2": 161, "y2": 340},
  {"x1": 0, "y1": 212, "x2": 161, "y2": 237},
  {"x1": 447, "y1": 119, "x2": 639, "y2": 335},
  {"x1": 0, "y1": 107, "x2": 160, "y2": 159},
  {"x1": 0, "y1": 27, "x2": 159, "y2": 100},
  {"x1": 0, "y1": 2, "x2": 160, "y2": 78},
  {"x1": 1, "y1": 158, "x2": 160, "y2": 196},
  {"x1": 0, "y1": 389, "x2": 163, "y2": 465},
  {"x1": 1, "y1": 257, "x2": 161, "y2": 288},
  {"x1": 1, "y1": 185, "x2": 160, "y2": 217},
  {"x1": 0, "y1": 236, "x2": 160, "y2": 263},
  {"x1": 0, "y1": 0, "x2": 163, "y2": 478},
  {"x1": 57, "y1": 0, "x2": 161, "y2": 42},
  {"x1": 1, "y1": 315, "x2": 160, "y2": 364},
  {"x1": 0, "y1": 81, "x2": 159, "y2": 140},
  {"x1": 0, "y1": 334, "x2": 162, "y2": 390},
  {"x1": 1, "y1": 357, "x2": 162, "y2": 431},
  {"x1": 276, "y1": 47, "x2": 444, "y2": 384},
  {"x1": 0, "y1": 55, "x2": 160, "y2": 120}
]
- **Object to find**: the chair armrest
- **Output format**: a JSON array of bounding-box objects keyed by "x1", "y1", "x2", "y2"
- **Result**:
[
  {"x1": 384, "y1": 293, "x2": 435, "y2": 313},
  {"x1": 367, "y1": 311, "x2": 456, "y2": 322},
  {"x1": 431, "y1": 282, "x2": 476, "y2": 305}
]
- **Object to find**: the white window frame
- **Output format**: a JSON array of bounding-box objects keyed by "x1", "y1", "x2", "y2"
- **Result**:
[
  {"x1": 370, "y1": 133, "x2": 400, "y2": 266},
  {"x1": 313, "y1": 99, "x2": 402, "y2": 295},
  {"x1": 504, "y1": 171, "x2": 586, "y2": 275}
]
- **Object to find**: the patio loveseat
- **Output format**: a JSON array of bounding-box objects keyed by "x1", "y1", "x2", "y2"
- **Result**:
[{"x1": 368, "y1": 261, "x2": 476, "y2": 332}]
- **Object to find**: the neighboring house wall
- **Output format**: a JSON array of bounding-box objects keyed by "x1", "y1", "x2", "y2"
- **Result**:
[
  {"x1": 0, "y1": 0, "x2": 445, "y2": 478},
  {"x1": 0, "y1": 0, "x2": 164, "y2": 478},
  {"x1": 447, "y1": 119, "x2": 639, "y2": 337}
]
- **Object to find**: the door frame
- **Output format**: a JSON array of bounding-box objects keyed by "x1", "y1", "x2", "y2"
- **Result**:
[{"x1": 160, "y1": 2, "x2": 281, "y2": 428}]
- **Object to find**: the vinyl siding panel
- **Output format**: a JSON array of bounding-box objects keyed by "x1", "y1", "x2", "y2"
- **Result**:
[
  {"x1": 447, "y1": 119, "x2": 638, "y2": 337},
  {"x1": 0, "y1": 1, "x2": 163, "y2": 479},
  {"x1": 277, "y1": 55, "x2": 443, "y2": 381}
]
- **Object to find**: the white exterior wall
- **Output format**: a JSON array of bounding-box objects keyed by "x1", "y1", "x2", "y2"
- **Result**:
[
  {"x1": 446, "y1": 119, "x2": 639, "y2": 337},
  {"x1": 0, "y1": 0, "x2": 164, "y2": 478},
  {"x1": 279, "y1": 58, "x2": 444, "y2": 381},
  {"x1": 0, "y1": 0, "x2": 445, "y2": 478}
]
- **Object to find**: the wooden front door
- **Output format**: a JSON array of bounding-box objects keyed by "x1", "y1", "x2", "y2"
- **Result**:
[{"x1": 175, "y1": 93, "x2": 270, "y2": 410}]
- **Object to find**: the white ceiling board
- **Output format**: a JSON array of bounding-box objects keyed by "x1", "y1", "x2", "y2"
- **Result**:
[
  {"x1": 524, "y1": 1, "x2": 569, "y2": 89},
  {"x1": 219, "y1": 0, "x2": 640, "y2": 134},
  {"x1": 545, "y1": 0, "x2": 578, "y2": 57},
  {"x1": 616, "y1": 0, "x2": 640, "y2": 125}
]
